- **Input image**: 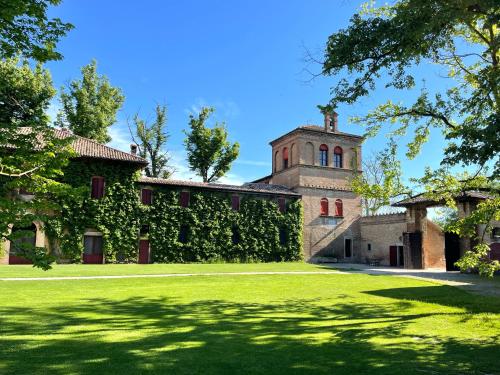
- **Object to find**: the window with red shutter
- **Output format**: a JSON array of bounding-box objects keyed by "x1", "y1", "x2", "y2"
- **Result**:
[
  {"x1": 278, "y1": 197, "x2": 286, "y2": 213},
  {"x1": 334, "y1": 199, "x2": 343, "y2": 217},
  {"x1": 91, "y1": 176, "x2": 105, "y2": 199},
  {"x1": 180, "y1": 191, "x2": 190, "y2": 207},
  {"x1": 141, "y1": 189, "x2": 153, "y2": 205},
  {"x1": 231, "y1": 195, "x2": 240, "y2": 211},
  {"x1": 282, "y1": 147, "x2": 289, "y2": 169},
  {"x1": 320, "y1": 198, "x2": 329, "y2": 216}
]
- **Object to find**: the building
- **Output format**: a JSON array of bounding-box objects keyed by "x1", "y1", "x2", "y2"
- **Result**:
[{"x1": 2, "y1": 114, "x2": 498, "y2": 268}]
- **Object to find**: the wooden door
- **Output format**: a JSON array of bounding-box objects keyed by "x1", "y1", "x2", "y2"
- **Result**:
[
  {"x1": 138, "y1": 239, "x2": 150, "y2": 264},
  {"x1": 389, "y1": 246, "x2": 397, "y2": 267}
]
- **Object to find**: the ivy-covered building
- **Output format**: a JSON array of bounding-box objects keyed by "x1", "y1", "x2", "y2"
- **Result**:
[
  {"x1": 1, "y1": 129, "x2": 303, "y2": 265},
  {"x1": 3, "y1": 114, "x2": 498, "y2": 268}
]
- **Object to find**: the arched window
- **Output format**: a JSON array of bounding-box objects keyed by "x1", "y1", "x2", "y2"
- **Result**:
[
  {"x1": 333, "y1": 146, "x2": 343, "y2": 168},
  {"x1": 320, "y1": 198, "x2": 329, "y2": 216},
  {"x1": 91, "y1": 176, "x2": 105, "y2": 199},
  {"x1": 274, "y1": 151, "x2": 279, "y2": 172},
  {"x1": 282, "y1": 147, "x2": 289, "y2": 169},
  {"x1": 319, "y1": 144, "x2": 328, "y2": 166},
  {"x1": 334, "y1": 199, "x2": 343, "y2": 217},
  {"x1": 290, "y1": 143, "x2": 296, "y2": 166}
]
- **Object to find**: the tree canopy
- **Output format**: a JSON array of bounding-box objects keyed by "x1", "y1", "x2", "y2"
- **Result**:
[
  {"x1": 0, "y1": 0, "x2": 73, "y2": 62},
  {"x1": 56, "y1": 60, "x2": 124, "y2": 143},
  {"x1": 322, "y1": 0, "x2": 499, "y2": 275},
  {"x1": 130, "y1": 104, "x2": 173, "y2": 179},
  {"x1": 184, "y1": 107, "x2": 239, "y2": 183},
  {"x1": 0, "y1": 59, "x2": 73, "y2": 269}
]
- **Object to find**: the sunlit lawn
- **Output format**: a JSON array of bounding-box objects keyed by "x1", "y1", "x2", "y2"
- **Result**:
[{"x1": 1, "y1": 264, "x2": 499, "y2": 374}]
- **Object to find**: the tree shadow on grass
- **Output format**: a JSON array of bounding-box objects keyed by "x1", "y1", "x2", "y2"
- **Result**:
[{"x1": 1, "y1": 292, "x2": 499, "y2": 375}]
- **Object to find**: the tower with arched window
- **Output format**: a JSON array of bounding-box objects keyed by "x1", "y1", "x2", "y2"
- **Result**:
[{"x1": 256, "y1": 109, "x2": 364, "y2": 261}]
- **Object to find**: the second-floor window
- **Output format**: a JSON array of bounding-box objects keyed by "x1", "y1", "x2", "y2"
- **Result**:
[
  {"x1": 231, "y1": 195, "x2": 240, "y2": 211},
  {"x1": 319, "y1": 144, "x2": 328, "y2": 166},
  {"x1": 278, "y1": 197, "x2": 286, "y2": 213},
  {"x1": 334, "y1": 147, "x2": 343, "y2": 168},
  {"x1": 320, "y1": 198, "x2": 329, "y2": 216},
  {"x1": 282, "y1": 147, "x2": 289, "y2": 169},
  {"x1": 141, "y1": 189, "x2": 153, "y2": 205},
  {"x1": 91, "y1": 176, "x2": 105, "y2": 199},
  {"x1": 180, "y1": 191, "x2": 190, "y2": 207}
]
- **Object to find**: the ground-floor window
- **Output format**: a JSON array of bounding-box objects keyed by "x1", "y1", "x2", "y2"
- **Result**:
[{"x1": 83, "y1": 233, "x2": 103, "y2": 264}]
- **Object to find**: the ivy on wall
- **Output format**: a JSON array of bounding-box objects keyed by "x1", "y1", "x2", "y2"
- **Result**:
[{"x1": 45, "y1": 160, "x2": 303, "y2": 263}]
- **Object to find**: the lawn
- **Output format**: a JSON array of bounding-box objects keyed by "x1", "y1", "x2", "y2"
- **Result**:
[{"x1": 1, "y1": 264, "x2": 499, "y2": 375}]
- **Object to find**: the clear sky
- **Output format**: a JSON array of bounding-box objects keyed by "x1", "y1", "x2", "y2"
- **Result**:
[{"x1": 46, "y1": 0, "x2": 451, "y2": 185}]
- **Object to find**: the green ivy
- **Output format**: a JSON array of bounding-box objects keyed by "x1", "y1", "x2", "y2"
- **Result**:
[{"x1": 44, "y1": 160, "x2": 303, "y2": 263}]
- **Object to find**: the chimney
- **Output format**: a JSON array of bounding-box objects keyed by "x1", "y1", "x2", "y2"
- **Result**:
[
  {"x1": 323, "y1": 110, "x2": 338, "y2": 133},
  {"x1": 130, "y1": 144, "x2": 138, "y2": 155}
]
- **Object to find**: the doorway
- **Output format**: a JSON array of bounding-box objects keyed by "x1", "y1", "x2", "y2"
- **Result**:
[
  {"x1": 444, "y1": 233, "x2": 460, "y2": 271},
  {"x1": 389, "y1": 246, "x2": 397, "y2": 267},
  {"x1": 344, "y1": 238, "x2": 352, "y2": 258},
  {"x1": 138, "y1": 239, "x2": 150, "y2": 264},
  {"x1": 397, "y1": 246, "x2": 404, "y2": 266}
]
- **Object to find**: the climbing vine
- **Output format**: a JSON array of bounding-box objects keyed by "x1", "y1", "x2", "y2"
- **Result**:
[{"x1": 44, "y1": 160, "x2": 303, "y2": 263}]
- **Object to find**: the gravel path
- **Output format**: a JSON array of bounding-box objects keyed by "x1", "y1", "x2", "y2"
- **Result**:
[{"x1": 0, "y1": 270, "x2": 346, "y2": 281}]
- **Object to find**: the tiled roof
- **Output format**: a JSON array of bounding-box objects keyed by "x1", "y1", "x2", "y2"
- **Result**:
[
  {"x1": 137, "y1": 176, "x2": 300, "y2": 196},
  {"x1": 269, "y1": 124, "x2": 363, "y2": 145},
  {"x1": 393, "y1": 190, "x2": 497, "y2": 207},
  {"x1": 16, "y1": 127, "x2": 147, "y2": 165}
]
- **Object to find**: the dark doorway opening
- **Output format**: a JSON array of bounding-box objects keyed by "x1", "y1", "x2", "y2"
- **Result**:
[
  {"x1": 138, "y1": 239, "x2": 150, "y2": 264},
  {"x1": 389, "y1": 246, "x2": 397, "y2": 267},
  {"x1": 344, "y1": 238, "x2": 352, "y2": 258},
  {"x1": 398, "y1": 246, "x2": 404, "y2": 266},
  {"x1": 445, "y1": 232, "x2": 460, "y2": 271}
]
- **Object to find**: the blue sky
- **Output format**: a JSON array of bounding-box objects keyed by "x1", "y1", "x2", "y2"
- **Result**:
[{"x1": 46, "y1": 0, "x2": 451, "y2": 185}]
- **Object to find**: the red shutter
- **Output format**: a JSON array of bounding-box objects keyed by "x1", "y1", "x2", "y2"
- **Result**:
[
  {"x1": 141, "y1": 189, "x2": 153, "y2": 205},
  {"x1": 334, "y1": 199, "x2": 343, "y2": 217},
  {"x1": 180, "y1": 191, "x2": 190, "y2": 207},
  {"x1": 91, "y1": 177, "x2": 105, "y2": 199},
  {"x1": 320, "y1": 198, "x2": 329, "y2": 216},
  {"x1": 278, "y1": 197, "x2": 286, "y2": 213},
  {"x1": 231, "y1": 195, "x2": 240, "y2": 211}
]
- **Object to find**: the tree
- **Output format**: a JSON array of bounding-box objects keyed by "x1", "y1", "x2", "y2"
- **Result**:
[
  {"x1": 184, "y1": 107, "x2": 239, "y2": 183},
  {"x1": 1, "y1": 0, "x2": 71, "y2": 269},
  {"x1": 351, "y1": 144, "x2": 410, "y2": 215},
  {"x1": 56, "y1": 60, "x2": 124, "y2": 143},
  {"x1": 0, "y1": 0, "x2": 73, "y2": 62},
  {"x1": 129, "y1": 104, "x2": 173, "y2": 179},
  {"x1": 321, "y1": 0, "x2": 499, "y2": 275},
  {"x1": 0, "y1": 59, "x2": 73, "y2": 270}
]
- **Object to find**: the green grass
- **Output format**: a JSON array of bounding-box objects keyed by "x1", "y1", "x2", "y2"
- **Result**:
[
  {"x1": 1, "y1": 265, "x2": 499, "y2": 374},
  {"x1": 0, "y1": 262, "x2": 334, "y2": 278}
]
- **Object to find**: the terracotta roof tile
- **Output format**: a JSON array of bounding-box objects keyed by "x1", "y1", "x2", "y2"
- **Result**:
[
  {"x1": 137, "y1": 176, "x2": 300, "y2": 196},
  {"x1": 15, "y1": 127, "x2": 147, "y2": 165}
]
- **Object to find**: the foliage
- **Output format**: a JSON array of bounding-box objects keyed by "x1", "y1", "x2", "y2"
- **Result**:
[
  {"x1": 350, "y1": 141, "x2": 410, "y2": 214},
  {"x1": 0, "y1": 58, "x2": 73, "y2": 269},
  {"x1": 323, "y1": 0, "x2": 499, "y2": 275},
  {"x1": 0, "y1": 0, "x2": 73, "y2": 62},
  {"x1": 56, "y1": 59, "x2": 124, "y2": 143},
  {"x1": 45, "y1": 159, "x2": 302, "y2": 263},
  {"x1": 184, "y1": 107, "x2": 239, "y2": 183},
  {"x1": 129, "y1": 104, "x2": 173, "y2": 178}
]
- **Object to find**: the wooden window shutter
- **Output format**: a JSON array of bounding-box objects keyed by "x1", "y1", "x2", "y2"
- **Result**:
[
  {"x1": 334, "y1": 199, "x2": 343, "y2": 217},
  {"x1": 320, "y1": 198, "x2": 329, "y2": 216},
  {"x1": 91, "y1": 177, "x2": 105, "y2": 199},
  {"x1": 141, "y1": 189, "x2": 153, "y2": 205},
  {"x1": 231, "y1": 195, "x2": 240, "y2": 211},
  {"x1": 180, "y1": 191, "x2": 190, "y2": 207},
  {"x1": 278, "y1": 197, "x2": 286, "y2": 213}
]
